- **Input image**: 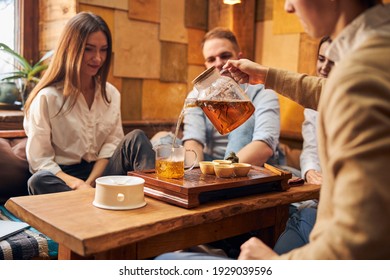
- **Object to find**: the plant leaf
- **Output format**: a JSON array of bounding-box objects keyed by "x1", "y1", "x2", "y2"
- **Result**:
[
  {"x1": 0, "y1": 71, "x2": 26, "y2": 81},
  {"x1": 28, "y1": 64, "x2": 49, "y2": 80},
  {"x1": 0, "y1": 43, "x2": 32, "y2": 72},
  {"x1": 35, "y1": 49, "x2": 54, "y2": 66}
]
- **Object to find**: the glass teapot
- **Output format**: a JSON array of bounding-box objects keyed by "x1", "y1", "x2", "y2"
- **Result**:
[{"x1": 187, "y1": 66, "x2": 255, "y2": 135}]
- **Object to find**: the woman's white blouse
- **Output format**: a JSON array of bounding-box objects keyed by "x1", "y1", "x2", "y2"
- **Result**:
[
  {"x1": 23, "y1": 82, "x2": 124, "y2": 175},
  {"x1": 300, "y1": 108, "x2": 321, "y2": 178}
]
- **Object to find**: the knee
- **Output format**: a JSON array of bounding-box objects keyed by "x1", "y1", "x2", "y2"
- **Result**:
[
  {"x1": 298, "y1": 207, "x2": 317, "y2": 225},
  {"x1": 28, "y1": 170, "x2": 54, "y2": 195},
  {"x1": 124, "y1": 129, "x2": 149, "y2": 143}
]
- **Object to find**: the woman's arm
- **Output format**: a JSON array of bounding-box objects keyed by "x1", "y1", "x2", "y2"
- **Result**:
[{"x1": 85, "y1": 158, "x2": 109, "y2": 187}]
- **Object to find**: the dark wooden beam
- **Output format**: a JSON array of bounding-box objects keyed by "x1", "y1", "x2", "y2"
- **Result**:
[{"x1": 18, "y1": 0, "x2": 39, "y2": 65}]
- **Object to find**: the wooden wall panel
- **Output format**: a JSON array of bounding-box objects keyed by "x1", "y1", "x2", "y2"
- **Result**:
[
  {"x1": 113, "y1": 10, "x2": 160, "y2": 79},
  {"x1": 128, "y1": 0, "x2": 160, "y2": 23},
  {"x1": 208, "y1": 0, "x2": 233, "y2": 30},
  {"x1": 39, "y1": 19, "x2": 71, "y2": 50},
  {"x1": 255, "y1": 21, "x2": 300, "y2": 71},
  {"x1": 108, "y1": 53, "x2": 122, "y2": 93},
  {"x1": 187, "y1": 65, "x2": 206, "y2": 93},
  {"x1": 142, "y1": 80, "x2": 187, "y2": 120},
  {"x1": 79, "y1": 4, "x2": 115, "y2": 49},
  {"x1": 39, "y1": 0, "x2": 76, "y2": 50},
  {"x1": 273, "y1": 0, "x2": 303, "y2": 34},
  {"x1": 160, "y1": 0, "x2": 188, "y2": 44},
  {"x1": 78, "y1": 0, "x2": 128, "y2": 10},
  {"x1": 256, "y1": 0, "x2": 273, "y2": 22},
  {"x1": 298, "y1": 33, "x2": 320, "y2": 76},
  {"x1": 160, "y1": 42, "x2": 187, "y2": 83},
  {"x1": 187, "y1": 28, "x2": 206, "y2": 66},
  {"x1": 185, "y1": 0, "x2": 208, "y2": 30},
  {"x1": 232, "y1": 0, "x2": 256, "y2": 60},
  {"x1": 39, "y1": 0, "x2": 76, "y2": 22},
  {"x1": 208, "y1": 0, "x2": 256, "y2": 60},
  {"x1": 121, "y1": 78, "x2": 142, "y2": 121}
]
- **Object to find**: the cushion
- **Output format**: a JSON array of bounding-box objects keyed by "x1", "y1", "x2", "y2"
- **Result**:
[
  {"x1": 0, "y1": 137, "x2": 30, "y2": 204},
  {"x1": 0, "y1": 205, "x2": 58, "y2": 259}
]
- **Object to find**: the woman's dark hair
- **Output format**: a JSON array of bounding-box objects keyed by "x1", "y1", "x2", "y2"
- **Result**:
[{"x1": 317, "y1": 36, "x2": 331, "y2": 55}]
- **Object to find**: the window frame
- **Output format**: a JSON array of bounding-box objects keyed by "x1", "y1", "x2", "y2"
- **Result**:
[{"x1": 16, "y1": 0, "x2": 39, "y2": 65}]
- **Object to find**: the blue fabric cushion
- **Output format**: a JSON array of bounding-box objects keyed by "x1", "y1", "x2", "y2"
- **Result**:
[{"x1": 0, "y1": 205, "x2": 58, "y2": 259}]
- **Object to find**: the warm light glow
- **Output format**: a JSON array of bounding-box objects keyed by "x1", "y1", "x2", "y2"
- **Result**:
[{"x1": 223, "y1": 0, "x2": 241, "y2": 5}]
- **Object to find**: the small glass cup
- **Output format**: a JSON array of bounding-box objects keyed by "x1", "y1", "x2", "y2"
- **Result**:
[{"x1": 154, "y1": 144, "x2": 197, "y2": 179}]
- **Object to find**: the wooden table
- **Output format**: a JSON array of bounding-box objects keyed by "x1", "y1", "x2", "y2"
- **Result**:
[{"x1": 5, "y1": 184, "x2": 320, "y2": 260}]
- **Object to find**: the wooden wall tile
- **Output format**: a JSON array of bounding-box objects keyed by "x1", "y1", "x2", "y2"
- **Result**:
[
  {"x1": 272, "y1": 0, "x2": 303, "y2": 34},
  {"x1": 232, "y1": 0, "x2": 256, "y2": 60},
  {"x1": 113, "y1": 10, "x2": 160, "y2": 79},
  {"x1": 39, "y1": 0, "x2": 76, "y2": 50},
  {"x1": 128, "y1": 0, "x2": 160, "y2": 23},
  {"x1": 121, "y1": 78, "x2": 143, "y2": 121},
  {"x1": 40, "y1": 0, "x2": 76, "y2": 22},
  {"x1": 78, "y1": 0, "x2": 128, "y2": 10},
  {"x1": 185, "y1": 0, "x2": 208, "y2": 30},
  {"x1": 256, "y1": 0, "x2": 273, "y2": 22},
  {"x1": 255, "y1": 21, "x2": 299, "y2": 71},
  {"x1": 108, "y1": 53, "x2": 122, "y2": 93},
  {"x1": 208, "y1": 0, "x2": 234, "y2": 30},
  {"x1": 79, "y1": 4, "x2": 116, "y2": 49},
  {"x1": 208, "y1": 0, "x2": 256, "y2": 60},
  {"x1": 160, "y1": 42, "x2": 187, "y2": 83},
  {"x1": 255, "y1": 20, "x2": 303, "y2": 135},
  {"x1": 39, "y1": 19, "x2": 71, "y2": 50},
  {"x1": 187, "y1": 65, "x2": 206, "y2": 93},
  {"x1": 187, "y1": 28, "x2": 206, "y2": 66},
  {"x1": 298, "y1": 33, "x2": 320, "y2": 76},
  {"x1": 160, "y1": 0, "x2": 188, "y2": 44},
  {"x1": 142, "y1": 80, "x2": 187, "y2": 120}
]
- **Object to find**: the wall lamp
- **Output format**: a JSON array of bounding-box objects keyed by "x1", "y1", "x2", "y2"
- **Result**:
[{"x1": 223, "y1": 0, "x2": 241, "y2": 5}]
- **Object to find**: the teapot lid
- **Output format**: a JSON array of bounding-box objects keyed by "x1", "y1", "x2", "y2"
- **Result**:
[{"x1": 192, "y1": 66, "x2": 216, "y2": 85}]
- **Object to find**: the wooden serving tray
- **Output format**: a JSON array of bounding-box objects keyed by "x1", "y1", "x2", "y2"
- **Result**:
[{"x1": 128, "y1": 164, "x2": 292, "y2": 208}]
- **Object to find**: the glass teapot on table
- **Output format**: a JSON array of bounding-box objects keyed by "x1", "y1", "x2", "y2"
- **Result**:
[{"x1": 185, "y1": 66, "x2": 255, "y2": 135}]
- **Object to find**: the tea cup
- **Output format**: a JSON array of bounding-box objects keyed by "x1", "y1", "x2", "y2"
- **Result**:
[{"x1": 154, "y1": 144, "x2": 197, "y2": 179}]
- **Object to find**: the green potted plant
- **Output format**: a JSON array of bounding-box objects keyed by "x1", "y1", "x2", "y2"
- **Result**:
[{"x1": 0, "y1": 42, "x2": 53, "y2": 107}]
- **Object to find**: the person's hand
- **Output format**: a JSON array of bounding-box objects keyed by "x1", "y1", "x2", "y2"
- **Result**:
[
  {"x1": 69, "y1": 179, "x2": 93, "y2": 190},
  {"x1": 238, "y1": 237, "x2": 278, "y2": 260},
  {"x1": 223, "y1": 59, "x2": 269, "y2": 85},
  {"x1": 305, "y1": 169, "x2": 323, "y2": 185}
]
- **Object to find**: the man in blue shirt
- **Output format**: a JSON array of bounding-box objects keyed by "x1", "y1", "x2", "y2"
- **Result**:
[{"x1": 155, "y1": 27, "x2": 281, "y2": 166}]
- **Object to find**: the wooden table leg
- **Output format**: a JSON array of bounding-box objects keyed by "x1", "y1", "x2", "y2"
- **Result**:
[{"x1": 58, "y1": 244, "x2": 90, "y2": 260}]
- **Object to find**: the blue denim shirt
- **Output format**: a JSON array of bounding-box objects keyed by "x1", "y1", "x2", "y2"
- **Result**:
[{"x1": 225, "y1": 84, "x2": 280, "y2": 163}]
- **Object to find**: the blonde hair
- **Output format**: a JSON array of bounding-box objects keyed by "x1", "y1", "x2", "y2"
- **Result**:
[{"x1": 24, "y1": 11, "x2": 112, "y2": 115}]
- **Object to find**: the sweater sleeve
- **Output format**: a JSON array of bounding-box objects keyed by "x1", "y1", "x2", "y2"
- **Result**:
[{"x1": 265, "y1": 68, "x2": 325, "y2": 110}]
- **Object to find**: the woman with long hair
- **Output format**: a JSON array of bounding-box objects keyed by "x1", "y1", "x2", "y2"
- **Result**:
[{"x1": 24, "y1": 12, "x2": 155, "y2": 194}]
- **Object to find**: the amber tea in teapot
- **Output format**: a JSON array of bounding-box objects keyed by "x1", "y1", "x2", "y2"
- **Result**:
[
  {"x1": 191, "y1": 66, "x2": 255, "y2": 135},
  {"x1": 196, "y1": 99, "x2": 254, "y2": 135}
]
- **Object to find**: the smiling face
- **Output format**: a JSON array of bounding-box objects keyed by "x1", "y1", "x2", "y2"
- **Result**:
[
  {"x1": 316, "y1": 40, "x2": 334, "y2": 78},
  {"x1": 80, "y1": 31, "x2": 108, "y2": 80},
  {"x1": 284, "y1": 0, "x2": 340, "y2": 38},
  {"x1": 203, "y1": 38, "x2": 241, "y2": 71}
]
